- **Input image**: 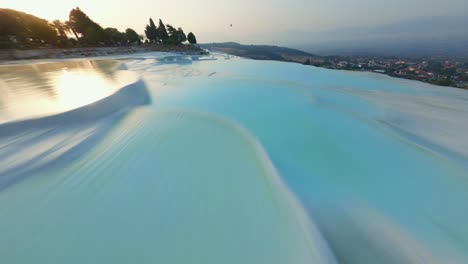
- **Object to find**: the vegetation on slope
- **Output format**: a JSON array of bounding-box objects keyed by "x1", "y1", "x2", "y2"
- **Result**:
[{"x1": 0, "y1": 7, "x2": 198, "y2": 49}]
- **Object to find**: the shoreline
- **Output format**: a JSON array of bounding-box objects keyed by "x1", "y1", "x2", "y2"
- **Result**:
[
  {"x1": 235, "y1": 55, "x2": 468, "y2": 90},
  {"x1": 327, "y1": 66, "x2": 468, "y2": 90},
  {"x1": 0, "y1": 45, "x2": 208, "y2": 61},
  {"x1": 202, "y1": 43, "x2": 467, "y2": 90}
]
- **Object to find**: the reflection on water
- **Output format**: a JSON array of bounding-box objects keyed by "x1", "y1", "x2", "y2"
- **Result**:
[
  {"x1": 0, "y1": 60, "x2": 132, "y2": 124},
  {"x1": 54, "y1": 70, "x2": 115, "y2": 109}
]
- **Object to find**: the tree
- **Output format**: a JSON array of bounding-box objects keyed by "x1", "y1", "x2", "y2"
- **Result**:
[
  {"x1": 68, "y1": 7, "x2": 106, "y2": 44},
  {"x1": 187, "y1": 32, "x2": 197, "y2": 45},
  {"x1": 166, "y1": 25, "x2": 186, "y2": 44},
  {"x1": 86, "y1": 27, "x2": 106, "y2": 44},
  {"x1": 51, "y1": 20, "x2": 70, "y2": 47},
  {"x1": 51, "y1": 20, "x2": 67, "y2": 39},
  {"x1": 166, "y1": 24, "x2": 176, "y2": 43},
  {"x1": 149, "y1": 18, "x2": 159, "y2": 42},
  {"x1": 0, "y1": 9, "x2": 26, "y2": 38},
  {"x1": 28, "y1": 18, "x2": 57, "y2": 44},
  {"x1": 69, "y1": 7, "x2": 90, "y2": 34},
  {"x1": 176, "y1": 28, "x2": 187, "y2": 44},
  {"x1": 144, "y1": 25, "x2": 152, "y2": 42},
  {"x1": 64, "y1": 20, "x2": 79, "y2": 39},
  {"x1": 104, "y1": 27, "x2": 127, "y2": 45},
  {"x1": 144, "y1": 18, "x2": 158, "y2": 43},
  {"x1": 158, "y1": 19, "x2": 169, "y2": 44},
  {"x1": 126, "y1": 28, "x2": 141, "y2": 44},
  {"x1": 0, "y1": 8, "x2": 58, "y2": 48}
]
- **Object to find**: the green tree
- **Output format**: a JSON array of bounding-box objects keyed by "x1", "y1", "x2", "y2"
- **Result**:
[
  {"x1": 51, "y1": 20, "x2": 70, "y2": 47},
  {"x1": 69, "y1": 8, "x2": 90, "y2": 34},
  {"x1": 166, "y1": 25, "x2": 186, "y2": 44},
  {"x1": 126, "y1": 28, "x2": 142, "y2": 44},
  {"x1": 64, "y1": 20, "x2": 79, "y2": 39},
  {"x1": 69, "y1": 7, "x2": 106, "y2": 44},
  {"x1": 51, "y1": 20, "x2": 68, "y2": 39},
  {"x1": 187, "y1": 32, "x2": 197, "y2": 45},
  {"x1": 144, "y1": 18, "x2": 159, "y2": 43},
  {"x1": 104, "y1": 27, "x2": 127, "y2": 45},
  {"x1": 166, "y1": 24, "x2": 176, "y2": 43},
  {"x1": 0, "y1": 8, "x2": 58, "y2": 48},
  {"x1": 27, "y1": 19, "x2": 57, "y2": 44},
  {"x1": 0, "y1": 9, "x2": 26, "y2": 37},
  {"x1": 149, "y1": 18, "x2": 159, "y2": 42},
  {"x1": 86, "y1": 27, "x2": 105, "y2": 44},
  {"x1": 176, "y1": 27, "x2": 187, "y2": 44},
  {"x1": 144, "y1": 25, "x2": 152, "y2": 42},
  {"x1": 0, "y1": 9, "x2": 26, "y2": 48},
  {"x1": 158, "y1": 19, "x2": 169, "y2": 44}
]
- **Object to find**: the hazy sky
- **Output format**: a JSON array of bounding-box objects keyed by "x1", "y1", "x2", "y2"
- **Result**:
[{"x1": 3, "y1": 0, "x2": 468, "y2": 44}]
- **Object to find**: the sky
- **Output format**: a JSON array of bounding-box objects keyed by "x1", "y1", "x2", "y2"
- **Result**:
[{"x1": 3, "y1": 0, "x2": 468, "y2": 46}]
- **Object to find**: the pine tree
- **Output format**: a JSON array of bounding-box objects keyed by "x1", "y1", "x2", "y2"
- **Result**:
[
  {"x1": 149, "y1": 18, "x2": 158, "y2": 42},
  {"x1": 176, "y1": 28, "x2": 187, "y2": 44},
  {"x1": 187, "y1": 32, "x2": 197, "y2": 45},
  {"x1": 145, "y1": 18, "x2": 159, "y2": 43},
  {"x1": 158, "y1": 19, "x2": 169, "y2": 44}
]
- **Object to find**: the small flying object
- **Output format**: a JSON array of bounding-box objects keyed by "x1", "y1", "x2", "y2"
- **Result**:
[{"x1": 230, "y1": 24, "x2": 232, "y2": 27}]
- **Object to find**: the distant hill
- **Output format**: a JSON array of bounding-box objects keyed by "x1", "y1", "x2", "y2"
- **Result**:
[
  {"x1": 287, "y1": 15, "x2": 468, "y2": 59},
  {"x1": 200, "y1": 42, "x2": 323, "y2": 64}
]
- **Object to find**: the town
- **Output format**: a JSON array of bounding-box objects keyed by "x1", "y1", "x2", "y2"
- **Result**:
[
  {"x1": 201, "y1": 43, "x2": 468, "y2": 90},
  {"x1": 310, "y1": 55, "x2": 468, "y2": 89}
]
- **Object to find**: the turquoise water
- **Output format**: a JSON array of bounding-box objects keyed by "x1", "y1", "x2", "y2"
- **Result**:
[{"x1": 1, "y1": 53, "x2": 468, "y2": 263}]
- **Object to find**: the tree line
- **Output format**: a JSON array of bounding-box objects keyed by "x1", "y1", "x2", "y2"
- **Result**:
[
  {"x1": 144, "y1": 18, "x2": 196, "y2": 45},
  {"x1": 0, "y1": 7, "x2": 197, "y2": 49}
]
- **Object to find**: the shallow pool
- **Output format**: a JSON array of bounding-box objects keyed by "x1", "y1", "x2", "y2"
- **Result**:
[{"x1": 1, "y1": 53, "x2": 467, "y2": 263}]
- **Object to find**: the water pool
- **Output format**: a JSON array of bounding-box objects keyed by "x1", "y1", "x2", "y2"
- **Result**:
[{"x1": 1, "y1": 53, "x2": 467, "y2": 263}]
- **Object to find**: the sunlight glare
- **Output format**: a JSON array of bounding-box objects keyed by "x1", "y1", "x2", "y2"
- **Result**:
[{"x1": 54, "y1": 70, "x2": 115, "y2": 110}]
